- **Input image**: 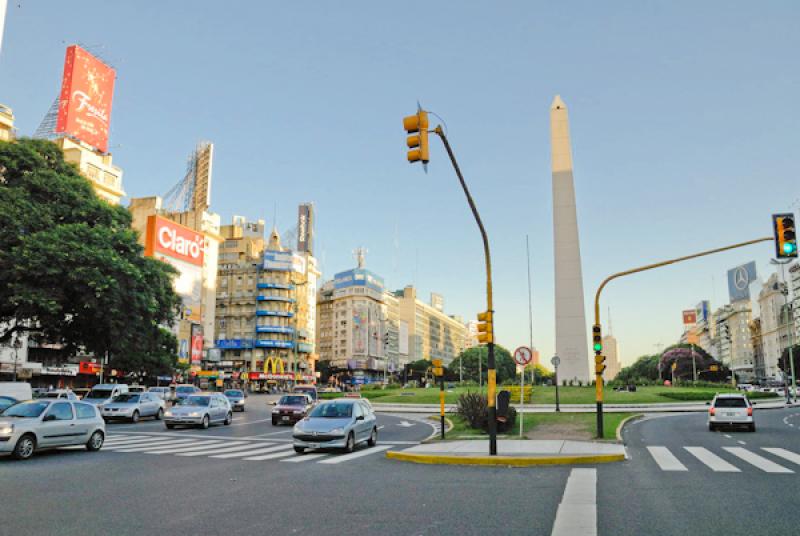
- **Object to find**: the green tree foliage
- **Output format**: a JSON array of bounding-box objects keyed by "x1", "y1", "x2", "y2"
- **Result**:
[
  {"x1": 525, "y1": 363, "x2": 554, "y2": 384},
  {"x1": 615, "y1": 354, "x2": 661, "y2": 384},
  {"x1": 0, "y1": 139, "x2": 181, "y2": 376},
  {"x1": 658, "y1": 344, "x2": 728, "y2": 382},
  {"x1": 449, "y1": 345, "x2": 517, "y2": 384},
  {"x1": 778, "y1": 344, "x2": 800, "y2": 379}
]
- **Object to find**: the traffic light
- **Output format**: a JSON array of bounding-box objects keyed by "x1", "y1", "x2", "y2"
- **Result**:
[
  {"x1": 477, "y1": 311, "x2": 493, "y2": 344},
  {"x1": 592, "y1": 324, "x2": 605, "y2": 375},
  {"x1": 772, "y1": 213, "x2": 797, "y2": 258},
  {"x1": 594, "y1": 354, "x2": 606, "y2": 375},
  {"x1": 403, "y1": 109, "x2": 429, "y2": 164},
  {"x1": 432, "y1": 359, "x2": 443, "y2": 377}
]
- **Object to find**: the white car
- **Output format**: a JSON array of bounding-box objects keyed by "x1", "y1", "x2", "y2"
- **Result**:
[{"x1": 708, "y1": 393, "x2": 754, "y2": 432}]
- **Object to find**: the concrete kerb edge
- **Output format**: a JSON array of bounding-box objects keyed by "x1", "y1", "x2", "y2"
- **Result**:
[
  {"x1": 615, "y1": 413, "x2": 644, "y2": 442},
  {"x1": 385, "y1": 450, "x2": 626, "y2": 467}
]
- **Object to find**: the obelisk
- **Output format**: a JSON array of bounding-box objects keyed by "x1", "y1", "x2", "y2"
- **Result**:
[{"x1": 550, "y1": 95, "x2": 589, "y2": 383}]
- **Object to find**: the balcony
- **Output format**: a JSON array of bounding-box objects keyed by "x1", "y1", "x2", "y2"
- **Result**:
[
  {"x1": 257, "y1": 295, "x2": 295, "y2": 303},
  {"x1": 257, "y1": 282, "x2": 293, "y2": 290},
  {"x1": 256, "y1": 310, "x2": 294, "y2": 318},
  {"x1": 256, "y1": 326, "x2": 294, "y2": 335}
]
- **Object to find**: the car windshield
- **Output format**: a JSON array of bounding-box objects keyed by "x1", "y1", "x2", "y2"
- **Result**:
[
  {"x1": 85, "y1": 389, "x2": 112, "y2": 399},
  {"x1": 0, "y1": 397, "x2": 18, "y2": 411},
  {"x1": 176, "y1": 386, "x2": 196, "y2": 393},
  {"x1": 309, "y1": 403, "x2": 352, "y2": 418},
  {"x1": 715, "y1": 398, "x2": 748, "y2": 408},
  {"x1": 112, "y1": 394, "x2": 140, "y2": 403},
  {"x1": 279, "y1": 396, "x2": 307, "y2": 406},
  {"x1": 2, "y1": 401, "x2": 49, "y2": 418},
  {"x1": 180, "y1": 396, "x2": 210, "y2": 406},
  {"x1": 224, "y1": 390, "x2": 243, "y2": 397}
]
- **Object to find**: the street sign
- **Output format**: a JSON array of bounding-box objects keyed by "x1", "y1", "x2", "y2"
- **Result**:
[
  {"x1": 551, "y1": 355, "x2": 561, "y2": 368},
  {"x1": 513, "y1": 346, "x2": 533, "y2": 366}
]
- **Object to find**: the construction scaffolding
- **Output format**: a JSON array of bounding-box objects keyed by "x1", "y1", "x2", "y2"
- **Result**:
[{"x1": 162, "y1": 142, "x2": 214, "y2": 214}]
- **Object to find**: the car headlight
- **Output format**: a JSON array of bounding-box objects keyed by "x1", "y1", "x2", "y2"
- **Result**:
[
  {"x1": 329, "y1": 427, "x2": 344, "y2": 435},
  {"x1": 272, "y1": 409, "x2": 280, "y2": 414},
  {"x1": 164, "y1": 411, "x2": 173, "y2": 417},
  {"x1": 0, "y1": 424, "x2": 13, "y2": 435},
  {"x1": 189, "y1": 412, "x2": 201, "y2": 417}
]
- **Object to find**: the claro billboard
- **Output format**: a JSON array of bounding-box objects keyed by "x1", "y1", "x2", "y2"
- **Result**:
[
  {"x1": 56, "y1": 45, "x2": 116, "y2": 153},
  {"x1": 144, "y1": 216, "x2": 204, "y2": 322}
]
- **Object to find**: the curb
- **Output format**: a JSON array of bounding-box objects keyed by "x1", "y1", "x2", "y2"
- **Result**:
[
  {"x1": 615, "y1": 413, "x2": 644, "y2": 442},
  {"x1": 385, "y1": 450, "x2": 625, "y2": 467}
]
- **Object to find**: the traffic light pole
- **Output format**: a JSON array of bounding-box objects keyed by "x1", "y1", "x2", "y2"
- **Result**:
[
  {"x1": 593, "y1": 236, "x2": 773, "y2": 438},
  {"x1": 433, "y1": 126, "x2": 497, "y2": 456}
]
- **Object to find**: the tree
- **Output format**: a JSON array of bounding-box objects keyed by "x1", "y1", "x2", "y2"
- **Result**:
[
  {"x1": 615, "y1": 354, "x2": 660, "y2": 384},
  {"x1": 524, "y1": 363, "x2": 554, "y2": 385},
  {"x1": 113, "y1": 328, "x2": 178, "y2": 379},
  {"x1": 449, "y1": 345, "x2": 516, "y2": 384},
  {"x1": 657, "y1": 344, "x2": 728, "y2": 383},
  {"x1": 778, "y1": 344, "x2": 800, "y2": 381},
  {"x1": 0, "y1": 139, "x2": 181, "y2": 375}
]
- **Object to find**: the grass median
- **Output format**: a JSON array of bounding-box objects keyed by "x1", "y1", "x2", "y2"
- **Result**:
[{"x1": 443, "y1": 412, "x2": 637, "y2": 441}]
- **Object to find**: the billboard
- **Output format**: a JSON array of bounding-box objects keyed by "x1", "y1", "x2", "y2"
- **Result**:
[
  {"x1": 145, "y1": 216, "x2": 204, "y2": 322},
  {"x1": 190, "y1": 324, "x2": 203, "y2": 365},
  {"x1": 352, "y1": 304, "x2": 368, "y2": 356},
  {"x1": 264, "y1": 250, "x2": 306, "y2": 273},
  {"x1": 56, "y1": 45, "x2": 116, "y2": 153},
  {"x1": 727, "y1": 261, "x2": 757, "y2": 302},
  {"x1": 297, "y1": 203, "x2": 314, "y2": 254},
  {"x1": 334, "y1": 268, "x2": 384, "y2": 293},
  {"x1": 682, "y1": 310, "x2": 697, "y2": 325}
]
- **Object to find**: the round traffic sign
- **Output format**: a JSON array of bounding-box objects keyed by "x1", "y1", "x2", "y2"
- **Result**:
[
  {"x1": 514, "y1": 346, "x2": 533, "y2": 366},
  {"x1": 551, "y1": 355, "x2": 561, "y2": 368}
]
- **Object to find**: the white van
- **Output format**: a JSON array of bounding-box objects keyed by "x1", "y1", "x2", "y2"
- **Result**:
[
  {"x1": 83, "y1": 384, "x2": 129, "y2": 406},
  {"x1": 0, "y1": 381, "x2": 33, "y2": 402}
]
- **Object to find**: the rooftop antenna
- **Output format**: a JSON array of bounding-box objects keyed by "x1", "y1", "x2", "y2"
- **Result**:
[{"x1": 353, "y1": 247, "x2": 367, "y2": 269}]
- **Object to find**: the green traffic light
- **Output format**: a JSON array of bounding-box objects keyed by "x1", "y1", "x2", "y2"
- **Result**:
[
  {"x1": 593, "y1": 343, "x2": 602, "y2": 352},
  {"x1": 784, "y1": 242, "x2": 797, "y2": 255}
]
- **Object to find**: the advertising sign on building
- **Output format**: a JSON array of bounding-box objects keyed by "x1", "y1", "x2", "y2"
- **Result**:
[
  {"x1": 297, "y1": 203, "x2": 314, "y2": 254},
  {"x1": 144, "y1": 215, "x2": 204, "y2": 322},
  {"x1": 727, "y1": 261, "x2": 757, "y2": 302},
  {"x1": 55, "y1": 45, "x2": 116, "y2": 153},
  {"x1": 682, "y1": 310, "x2": 697, "y2": 325},
  {"x1": 190, "y1": 324, "x2": 204, "y2": 365},
  {"x1": 352, "y1": 304, "x2": 368, "y2": 356}
]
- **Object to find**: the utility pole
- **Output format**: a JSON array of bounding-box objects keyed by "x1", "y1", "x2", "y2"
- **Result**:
[{"x1": 772, "y1": 259, "x2": 797, "y2": 403}]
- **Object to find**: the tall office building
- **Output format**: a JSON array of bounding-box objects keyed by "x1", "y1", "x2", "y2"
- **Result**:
[{"x1": 550, "y1": 95, "x2": 589, "y2": 382}]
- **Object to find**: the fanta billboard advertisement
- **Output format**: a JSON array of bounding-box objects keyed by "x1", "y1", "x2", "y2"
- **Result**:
[{"x1": 56, "y1": 45, "x2": 116, "y2": 153}]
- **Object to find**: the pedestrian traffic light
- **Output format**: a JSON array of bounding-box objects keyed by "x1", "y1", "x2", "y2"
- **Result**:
[
  {"x1": 773, "y1": 213, "x2": 797, "y2": 258},
  {"x1": 592, "y1": 324, "x2": 602, "y2": 354},
  {"x1": 594, "y1": 354, "x2": 606, "y2": 375},
  {"x1": 477, "y1": 311, "x2": 493, "y2": 344},
  {"x1": 403, "y1": 109, "x2": 429, "y2": 164}
]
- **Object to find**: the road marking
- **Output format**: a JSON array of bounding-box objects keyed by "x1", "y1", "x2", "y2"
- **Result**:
[
  {"x1": 229, "y1": 417, "x2": 276, "y2": 427},
  {"x1": 104, "y1": 435, "x2": 149, "y2": 443},
  {"x1": 144, "y1": 440, "x2": 232, "y2": 454},
  {"x1": 763, "y1": 448, "x2": 800, "y2": 466},
  {"x1": 646, "y1": 446, "x2": 688, "y2": 471},
  {"x1": 723, "y1": 447, "x2": 794, "y2": 473},
  {"x1": 377, "y1": 426, "x2": 385, "y2": 430},
  {"x1": 723, "y1": 434, "x2": 732, "y2": 438},
  {"x1": 209, "y1": 444, "x2": 290, "y2": 459},
  {"x1": 318, "y1": 445, "x2": 392, "y2": 464},
  {"x1": 243, "y1": 449, "x2": 296, "y2": 461},
  {"x1": 110, "y1": 439, "x2": 200, "y2": 452},
  {"x1": 684, "y1": 447, "x2": 740, "y2": 472},
  {"x1": 282, "y1": 453, "x2": 330, "y2": 463},
  {"x1": 175, "y1": 443, "x2": 257, "y2": 457},
  {"x1": 550, "y1": 468, "x2": 596, "y2": 536},
  {"x1": 103, "y1": 437, "x2": 169, "y2": 447},
  {"x1": 737, "y1": 440, "x2": 746, "y2": 445},
  {"x1": 397, "y1": 421, "x2": 415, "y2": 427}
]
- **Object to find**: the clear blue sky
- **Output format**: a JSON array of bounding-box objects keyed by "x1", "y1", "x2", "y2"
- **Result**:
[{"x1": 2, "y1": 1, "x2": 799, "y2": 365}]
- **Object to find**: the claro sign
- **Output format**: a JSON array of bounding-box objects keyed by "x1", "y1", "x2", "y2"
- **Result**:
[{"x1": 144, "y1": 216, "x2": 204, "y2": 266}]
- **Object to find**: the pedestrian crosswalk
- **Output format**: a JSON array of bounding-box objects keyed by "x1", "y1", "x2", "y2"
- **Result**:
[
  {"x1": 80, "y1": 434, "x2": 396, "y2": 465},
  {"x1": 645, "y1": 445, "x2": 800, "y2": 474}
]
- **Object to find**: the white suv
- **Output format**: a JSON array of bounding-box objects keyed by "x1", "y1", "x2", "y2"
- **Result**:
[{"x1": 708, "y1": 393, "x2": 754, "y2": 432}]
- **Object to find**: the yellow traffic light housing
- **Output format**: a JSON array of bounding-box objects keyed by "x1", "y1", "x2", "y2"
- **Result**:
[
  {"x1": 592, "y1": 324, "x2": 603, "y2": 354},
  {"x1": 477, "y1": 310, "x2": 493, "y2": 344},
  {"x1": 403, "y1": 110, "x2": 430, "y2": 164},
  {"x1": 773, "y1": 213, "x2": 798, "y2": 259}
]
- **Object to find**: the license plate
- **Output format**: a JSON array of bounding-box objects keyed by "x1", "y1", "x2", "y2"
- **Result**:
[
  {"x1": 724, "y1": 412, "x2": 736, "y2": 418},
  {"x1": 282, "y1": 416, "x2": 290, "y2": 421},
  {"x1": 306, "y1": 443, "x2": 320, "y2": 449}
]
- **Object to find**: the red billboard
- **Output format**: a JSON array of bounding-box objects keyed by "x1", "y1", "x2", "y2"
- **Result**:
[
  {"x1": 56, "y1": 45, "x2": 116, "y2": 153},
  {"x1": 191, "y1": 324, "x2": 204, "y2": 365},
  {"x1": 144, "y1": 216, "x2": 204, "y2": 267},
  {"x1": 682, "y1": 310, "x2": 697, "y2": 325},
  {"x1": 79, "y1": 361, "x2": 102, "y2": 375}
]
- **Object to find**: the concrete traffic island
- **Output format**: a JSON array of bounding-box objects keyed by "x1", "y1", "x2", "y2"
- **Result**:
[{"x1": 386, "y1": 439, "x2": 626, "y2": 467}]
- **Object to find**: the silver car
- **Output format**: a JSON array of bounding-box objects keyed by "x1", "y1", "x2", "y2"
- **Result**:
[
  {"x1": 0, "y1": 399, "x2": 105, "y2": 460},
  {"x1": 40, "y1": 389, "x2": 79, "y2": 401},
  {"x1": 101, "y1": 392, "x2": 165, "y2": 423},
  {"x1": 148, "y1": 386, "x2": 175, "y2": 403},
  {"x1": 292, "y1": 399, "x2": 377, "y2": 454},
  {"x1": 164, "y1": 394, "x2": 232, "y2": 429},
  {"x1": 708, "y1": 393, "x2": 755, "y2": 432}
]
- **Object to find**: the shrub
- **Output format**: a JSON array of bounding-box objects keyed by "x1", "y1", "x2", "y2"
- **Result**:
[{"x1": 456, "y1": 391, "x2": 487, "y2": 429}]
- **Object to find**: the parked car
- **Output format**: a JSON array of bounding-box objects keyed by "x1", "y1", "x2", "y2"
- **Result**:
[
  {"x1": 293, "y1": 384, "x2": 318, "y2": 403},
  {"x1": 0, "y1": 396, "x2": 19, "y2": 413},
  {"x1": 292, "y1": 398, "x2": 377, "y2": 454},
  {"x1": 708, "y1": 393, "x2": 755, "y2": 432},
  {"x1": 272, "y1": 394, "x2": 314, "y2": 425},
  {"x1": 72, "y1": 388, "x2": 91, "y2": 400},
  {"x1": 0, "y1": 381, "x2": 33, "y2": 402},
  {"x1": 164, "y1": 393, "x2": 232, "y2": 429},
  {"x1": 0, "y1": 399, "x2": 105, "y2": 460},
  {"x1": 31, "y1": 388, "x2": 48, "y2": 399},
  {"x1": 83, "y1": 384, "x2": 129, "y2": 407},
  {"x1": 148, "y1": 386, "x2": 176, "y2": 403},
  {"x1": 174, "y1": 384, "x2": 201, "y2": 402},
  {"x1": 40, "y1": 389, "x2": 79, "y2": 401},
  {"x1": 101, "y1": 392, "x2": 165, "y2": 423},
  {"x1": 223, "y1": 389, "x2": 247, "y2": 412},
  {"x1": 128, "y1": 385, "x2": 146, "y2": 393}
]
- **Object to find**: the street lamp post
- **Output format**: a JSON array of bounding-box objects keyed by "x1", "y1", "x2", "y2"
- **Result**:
[{"x1": 771, "y1": 259, "x2": 797, "y2": 404}]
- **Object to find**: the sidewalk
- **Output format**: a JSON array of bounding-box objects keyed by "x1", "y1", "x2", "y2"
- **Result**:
[{"x1": 386, "y1": 439, "x2": 626, "y2": 467}]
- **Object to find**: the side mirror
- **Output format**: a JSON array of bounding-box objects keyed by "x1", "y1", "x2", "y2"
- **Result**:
[
  {"x1": 705, "y1": 401, "x2": 710, "y2": 406},
  {"x1": 356, "y1": 415, "x2": 365, "y2": 421},
  {"x1": 43, "y1": 414, "x2": 57, "y2": 422}
]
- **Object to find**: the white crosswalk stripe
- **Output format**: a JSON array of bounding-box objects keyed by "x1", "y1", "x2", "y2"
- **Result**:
[
  {"x1": 209, "y1": 444, "x2": 288, "y2": 459},
  {"x1": 723, "y1": 447, "x2": 794, "y2": 473},
  {"x1": 684, "y1": 447, "x2": 740, "y2": 472},
  {"x1": 646, "y1": 447, "x2": 688, "y2": 471},
  {"x1": 242, "y1": 449, "x2": 296, "y2": 461},
  {"x1": 111, "y1": 439, "x2": 199, "y2": 452},
  {"x1": 145, "y1": 440, "x2": 231, "y2": 454},
  {"x1": 175, "y1": 442, "x2": 255, "y2": 457},
  {"x1": 104, "y1": 436, "x2": 150, "y2": 443},
  {"x1": 282, "y1": 453, "x2": 330, "y2": 463},
  {"x1": 762, "y1": 448, "x2": 800, "y2": 466},
  {"x1": 318, "y1": 445, "x2": 392, "y2": 464},
  {"x1": 103, "y1": 437, "x2": 170, "y2": 447}
]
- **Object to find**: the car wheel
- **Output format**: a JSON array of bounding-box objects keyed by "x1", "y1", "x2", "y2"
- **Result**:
[
  {"x1": 155, "y1": 408, "x2": 164, "y2": 420},
  {"x1": 749, "y1": 423, "x2": 756, "y2": 432},
  {"x1": 272, "y1": 418, "x2": 278, "y2": 426},
  {"x1": 200, "y1": 415, "x2": 210, "y2": 429},
  {"x1": 224, "y1": 412, "x2": 232, "y2": 425},
  {"x1": 344, "y1": 432, "x2": 355, "y2": 453},
  {"x1": 294, "y1": 446, "x2": 305, "y2": 454},
  {"x1": 13, "y1": 434, "x2": 36, "y2": 460},
  {"x1": 86, "y1": 430, "x2": 104, "y2": 452},
  {"x1": 165, "y1": 423, "x2": 175, "y2": 429},
  {"x1": 368, "y1": 427, "x2": 377, "y2": 447},
  {"x1": 131, "y1": 410, "x2": 140, "y2": 424}
]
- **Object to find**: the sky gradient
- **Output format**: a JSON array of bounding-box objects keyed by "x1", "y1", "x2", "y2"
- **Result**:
[{"x1": 2, "y1": 1, "x2": 799, "y2": 366}]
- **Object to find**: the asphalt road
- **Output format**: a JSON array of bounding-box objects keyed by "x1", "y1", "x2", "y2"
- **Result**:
[{"x1": 3, "y1": 398, "x2": 800, "y2": 536}]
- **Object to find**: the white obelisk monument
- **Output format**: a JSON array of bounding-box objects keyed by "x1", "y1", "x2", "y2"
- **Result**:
[{"x1": 550, "y1": 95, "x2": 589, "y2": 383}]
